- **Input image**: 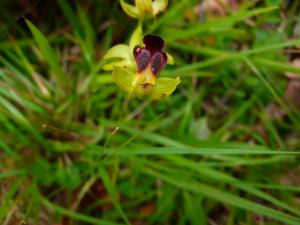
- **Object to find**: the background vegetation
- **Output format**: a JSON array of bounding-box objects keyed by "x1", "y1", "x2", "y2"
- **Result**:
[{"x1": 1, "y1": 0, "x2": 300, "y2": 224}]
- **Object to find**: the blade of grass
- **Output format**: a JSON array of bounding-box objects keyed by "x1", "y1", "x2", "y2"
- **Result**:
[
  {"x1": 0, "y1": 56, "x2": 39, "y2": 93},
  {"x1": 248, "y1": 183, "x2": 300, "y2": 192},
  {"x1": 100, "y1": 120, "x2": 297, "y2": 153},
  {"x1": 11, "y1": 39, "x2": 50, "y2": 96},
  {"x1": 164, "y1": 155, "x2": 300, "y2": 217},
  {"x1": 0, "y1": 176, "x2": 25, "y2": 221},
  {"x1": 0, "y1": 94, "x2": 31, "y2": 127},
  {"x1": 57, "y1": 0, "x2": 95, "y2": 69},
  {"x1": 212, "y1": 87, "x2": 261, "y2": 140},
  {"x1": 244, "y1": 57, "x2": 299, "y2": 128},
  {"x1": 0, "y1": 169, "x2": 25, "y2": 181},
  {"x1": 91, "y1": 145, "x2": 300, "y2": 156},
  {"x1": 148, "y1": 0, "x2": 192, "y2": 33},
  {"x1": 183, "y1": 191, "x2": 207, "y2": 225},
  {"x1": 25, "y1": 19, "x2": 68, "y2": 90},
  {"x1": 0, "y1": 94, "x2": 49, "y2": 150},
  {"x1": 165, "y1": 38, "x2": 300, "y2": 75},
  {"x1": 163, "y1": 6, "x2": 278, "y2": 41},
  {"x1": 99, "y1": 167, "x2": 131, "y2": 225},
  {"x1": 143, "y1": 168, "x2": 300, "y2": 225},
  {"x1": 41, "y1": 195, "x2": 123, "y2": 225},
  {"x1": 0, "y1": 87, "x2": 46, "y2": 114}
]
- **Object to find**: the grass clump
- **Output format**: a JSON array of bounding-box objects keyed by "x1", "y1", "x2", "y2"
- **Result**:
[{"x1": 0, "y1": 0, "x2": 300, "y2": 224}]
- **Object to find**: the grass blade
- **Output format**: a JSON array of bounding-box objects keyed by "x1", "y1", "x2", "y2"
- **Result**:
[
  {"x1": 99, "y1": 167, "x2": 131, "y2": 225},
  {"x1": 144, "y1": 168, "x2": 300, "y2": 225},
  {"x1": 25, "y1": 19, "x2": 68, "y2": 90}
]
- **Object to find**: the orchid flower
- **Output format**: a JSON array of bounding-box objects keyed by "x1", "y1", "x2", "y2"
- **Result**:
[
  {"x1": 103, "y1": 25, "x2": 180, "y2": 100},
  {"x1": 120, "y1": 0, "x2": 168, "y2": 20}
]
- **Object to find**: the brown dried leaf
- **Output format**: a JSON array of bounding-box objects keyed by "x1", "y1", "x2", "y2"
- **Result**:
[
  {"x1": 285, "y1": 58, "x2": 300, "y2": 79},
  {"x1": 266, "y1": 103, "x2": 285, "y2": 119},
  {"x1": 139, "y1": 203, "x2": 155, "y2": 217},
  {"x1": 284, "y1": 78, "x2": 300, "y2": 110},
  {"x1": 195, "y1": 0, "x2": 239, "y2": 19}
]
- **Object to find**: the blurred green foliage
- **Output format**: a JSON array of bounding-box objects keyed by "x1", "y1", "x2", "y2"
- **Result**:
[{"x1": 1, "y1": 0, "x2": 300, "y2": 225}]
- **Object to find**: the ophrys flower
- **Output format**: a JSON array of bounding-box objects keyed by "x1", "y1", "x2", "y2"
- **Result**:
[{"x1": 103, "y1": 26, "x2": 180, "y2": 100}]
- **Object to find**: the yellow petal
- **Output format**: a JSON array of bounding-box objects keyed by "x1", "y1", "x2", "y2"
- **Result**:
[
  {"x1": 103, "y1": 44, "x2": 133, "y2": 71},
  {"x1": 131, "y1": 66, "x2": 156, "y2": 98},
  {"x1": 103, "y1": 44, "x2": 130, "y2": 61},
  {"x1": 152, "y1": 0, "x2": 168, "y2": 15},
  {"x1": 166, "y1": 52, "x2": 174, "y2": 65},
  {"x1": 112, "y1": 66, "x2": 135, "y2": 92},
  {"x1": 135, "y1": 0, "x2": 154, "y2": 18},
  {"x1": 151, "y1": 76, "x2": 180, "y2": 100},
  {"x1": 119, "y1": 0, "x2": 140, "y2": 18},
  {"x1": 103, "y1": 60, "x2": 134, "y2": 71}
]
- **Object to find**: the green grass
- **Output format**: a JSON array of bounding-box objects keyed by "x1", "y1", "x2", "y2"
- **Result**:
[{"x1": 1, "y1": 0, "x2": 300, "y2": 224}]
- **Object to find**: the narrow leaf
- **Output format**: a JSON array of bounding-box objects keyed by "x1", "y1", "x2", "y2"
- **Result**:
[{"x1": 25, "y1": 19, "x2": 67, "y2": 88}]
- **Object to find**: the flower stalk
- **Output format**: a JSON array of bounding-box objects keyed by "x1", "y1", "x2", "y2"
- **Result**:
[{"x1": 102, "y1": 1, "x2": 180, "y2": 100}]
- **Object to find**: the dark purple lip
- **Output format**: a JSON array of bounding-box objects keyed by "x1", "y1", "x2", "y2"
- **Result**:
[{"x1": 133, "y1": 34, "x2": 167, "y2": 76}]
